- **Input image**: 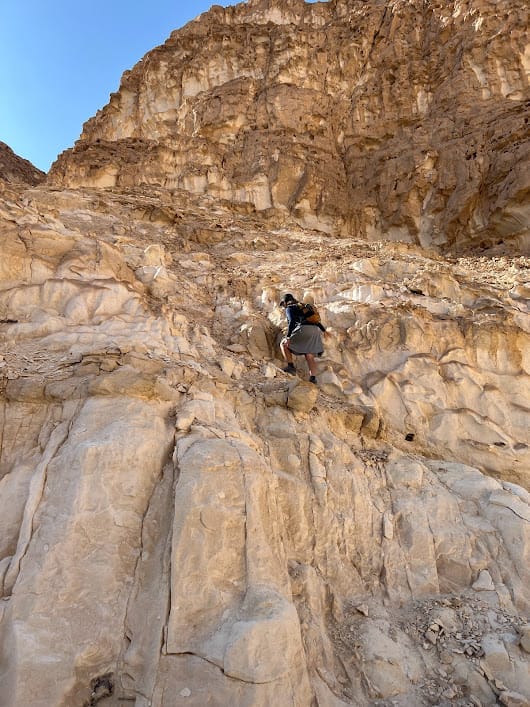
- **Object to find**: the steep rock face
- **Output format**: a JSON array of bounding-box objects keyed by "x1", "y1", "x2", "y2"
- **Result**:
[
  {"x1": 48, "y1": 0, "x2": 529, "y2": 251},
  {"x1": 0, "y1": 178, "x2": 529, "y2": 706},
  {"x1": 0, "y1": 142, "x2": 45, "y2": 185}
]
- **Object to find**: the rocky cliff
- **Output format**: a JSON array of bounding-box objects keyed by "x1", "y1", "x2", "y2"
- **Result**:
[
  {"x1": 1, "y1": 1, "x2": 530, "y2": 706},
  {"x1": 48, "y1": 0, "x2": 530, "y2": 252},
  {"x1": 0, "y1": 142, "x2": 45, "y2": 186}
]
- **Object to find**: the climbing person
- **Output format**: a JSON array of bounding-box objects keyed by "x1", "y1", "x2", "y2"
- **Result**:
[{"x1": 279, "y1": 293, "x2": 327, "y2": 384}]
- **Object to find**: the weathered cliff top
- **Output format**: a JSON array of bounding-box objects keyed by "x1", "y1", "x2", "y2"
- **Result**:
[{"x1": 48, "y1": 0, "x2": 530, "y2": 253}]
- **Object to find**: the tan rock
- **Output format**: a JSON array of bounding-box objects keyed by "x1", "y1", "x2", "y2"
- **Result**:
[
  {"x1": 0, "y1": 1, "x2": 529, "y2": 702},
  {"x1": 386, "y1": 457, "x2": 425, "y2": 489},
  {"x1": 481, "y1": 634, "x2": 512, "y2": 675},
  {"x1": 222, "y1": 588, "x2": 304, "y2": 683},
  {"x1": 48, "y1": 0, "x2": 530, "y2": 252},
  {"x1": 286, "y1": 380, "x2": 319, "y2": 413},
  {"x1": 356, "y1": 623, "x2": 421, "y2": 698}
]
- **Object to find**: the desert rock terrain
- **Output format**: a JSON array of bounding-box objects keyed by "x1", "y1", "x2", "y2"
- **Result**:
[{"x1": 1, "y1": 0, "x2": 529, "y2": 705}]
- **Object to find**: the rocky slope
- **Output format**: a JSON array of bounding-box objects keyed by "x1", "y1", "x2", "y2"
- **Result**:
[
  {"x1": 0, "y1": 141, "x2": 45, "y2": 185},
  {"x1": 48, "y1": 0, "x2": 530, "y2": 253},
  {"x1": 0, "y1": 176, "x2": 529, "y2": 706},
  {"x1": 1, "y1": 0, "x2": 530, "y2": 706}
]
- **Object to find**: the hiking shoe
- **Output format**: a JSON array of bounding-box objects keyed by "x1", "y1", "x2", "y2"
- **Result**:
[
  {"x1": 309, "y1": 375, "x2": 317, "y2": 384},
  {"x1": 283, "y1": 364, "x2": 296, "y2": 375}
]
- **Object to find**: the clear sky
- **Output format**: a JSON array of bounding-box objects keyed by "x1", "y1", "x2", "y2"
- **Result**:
[{"x1": 0, "y1": 1, "x2": 241, "y2": 172}]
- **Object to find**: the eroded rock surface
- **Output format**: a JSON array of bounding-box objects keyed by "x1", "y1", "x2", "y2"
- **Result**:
[
  {"x1": 48, "y1": 0, "x2": 530, "y2": 251},
  {"x1": 0, "y1": 174, "x2": 528, "y2": 706},
  {"x1": 1, "y1": 0, "x2": 530, "y2": 704}
]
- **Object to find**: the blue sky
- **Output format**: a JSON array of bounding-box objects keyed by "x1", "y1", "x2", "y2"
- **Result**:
[{"x1": 0, "y1": 1, "x2": 241, "y2": 172}]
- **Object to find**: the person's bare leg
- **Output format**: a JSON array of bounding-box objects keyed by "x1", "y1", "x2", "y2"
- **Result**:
[
  {"x1": 280, "y1": 338, "x2": 294, "y2": 363},
  {"x1": 305, "y1": 353, "x2": 317, "y2": 377}
]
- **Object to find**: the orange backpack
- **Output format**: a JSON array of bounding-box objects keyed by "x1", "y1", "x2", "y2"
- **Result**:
[{"x1": 298, "y1": 302, "x2": 321, "y2": 325}]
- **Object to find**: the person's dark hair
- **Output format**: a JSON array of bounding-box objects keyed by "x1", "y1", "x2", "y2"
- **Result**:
[{"x1": 280, "y1": 293, "x2": 297, "y2": 307}]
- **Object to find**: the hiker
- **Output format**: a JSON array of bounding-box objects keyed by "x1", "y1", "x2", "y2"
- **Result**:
[{"x1": 279, "y1": 293, "x2": 326, "y2": 384}]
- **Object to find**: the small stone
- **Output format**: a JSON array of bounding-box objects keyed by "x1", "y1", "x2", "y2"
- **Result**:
[
  {"x1": 473, "y1": 569, "x2": 495, "y2": 592},
  {"x1": 261, "y1": 362, "x2": 277, "y2": 378},
  {"x1": 430, "y1": 608, "x2": 458, "y2": 633},
  {"x1": 479, "y1": 660, "x2": 494, "y2": 681},
  {"x1": 286, "y1": 380, "x2": 319, "y2": 413},
  {"x1": 425, "y1": 629, "x2": 438, "y2": 645},
  {"x1": 219, "y1": 356, "x2": 237, "y2": 377},
  {"x1": 179, "y1": 688, "x2": 192, "y2": 697},
  {"x1": 355, "y1": 604, "x2": 370, "y2": 617},
  {"x1": 100, "y1": 358, "x2": 119, "y2": 372}
]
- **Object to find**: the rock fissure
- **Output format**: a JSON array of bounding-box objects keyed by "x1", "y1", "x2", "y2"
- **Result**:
[{"x1": 2, "y1": 420, "x2": 69, "y2": 596}]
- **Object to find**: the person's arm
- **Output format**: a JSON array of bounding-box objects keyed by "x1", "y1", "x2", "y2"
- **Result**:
[
  {"x1": 286, "y1": 306, "x2": 297, "y2": 337},
  {"x1": 316, "y1": 322, "x2": 326, "y2": 333}
]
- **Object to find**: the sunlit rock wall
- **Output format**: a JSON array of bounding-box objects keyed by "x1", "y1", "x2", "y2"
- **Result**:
[
  {"x1": 0, "y1": 179, "x2": 528, "y2": 705},
  {"x1": 49, "y1": 0, "x2": 529, "y2": 251}
]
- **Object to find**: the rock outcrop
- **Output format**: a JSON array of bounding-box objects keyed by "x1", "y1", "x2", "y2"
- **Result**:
[
  {"x1": 48, "y1": 0, "x2": 530, "y2": 252},
  {"x1": 1, "y1": 0, "x2": 529, "y2": 705},
  {"x1": 0, "y1": 142, "x2": 45, "y2": 185}
]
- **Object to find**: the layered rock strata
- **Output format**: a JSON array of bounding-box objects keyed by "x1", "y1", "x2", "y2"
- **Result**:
[
  {"x1": 48, "y1": 0, "x2": 530, "y2": 251},
  {"x1": 0, "y1": 178, "x2": 528, "y2": 706}
]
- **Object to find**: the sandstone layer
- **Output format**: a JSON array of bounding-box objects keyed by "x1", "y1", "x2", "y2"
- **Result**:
[{"x1": 48, "y1": 0, "x2": 530, "y2": 252}]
